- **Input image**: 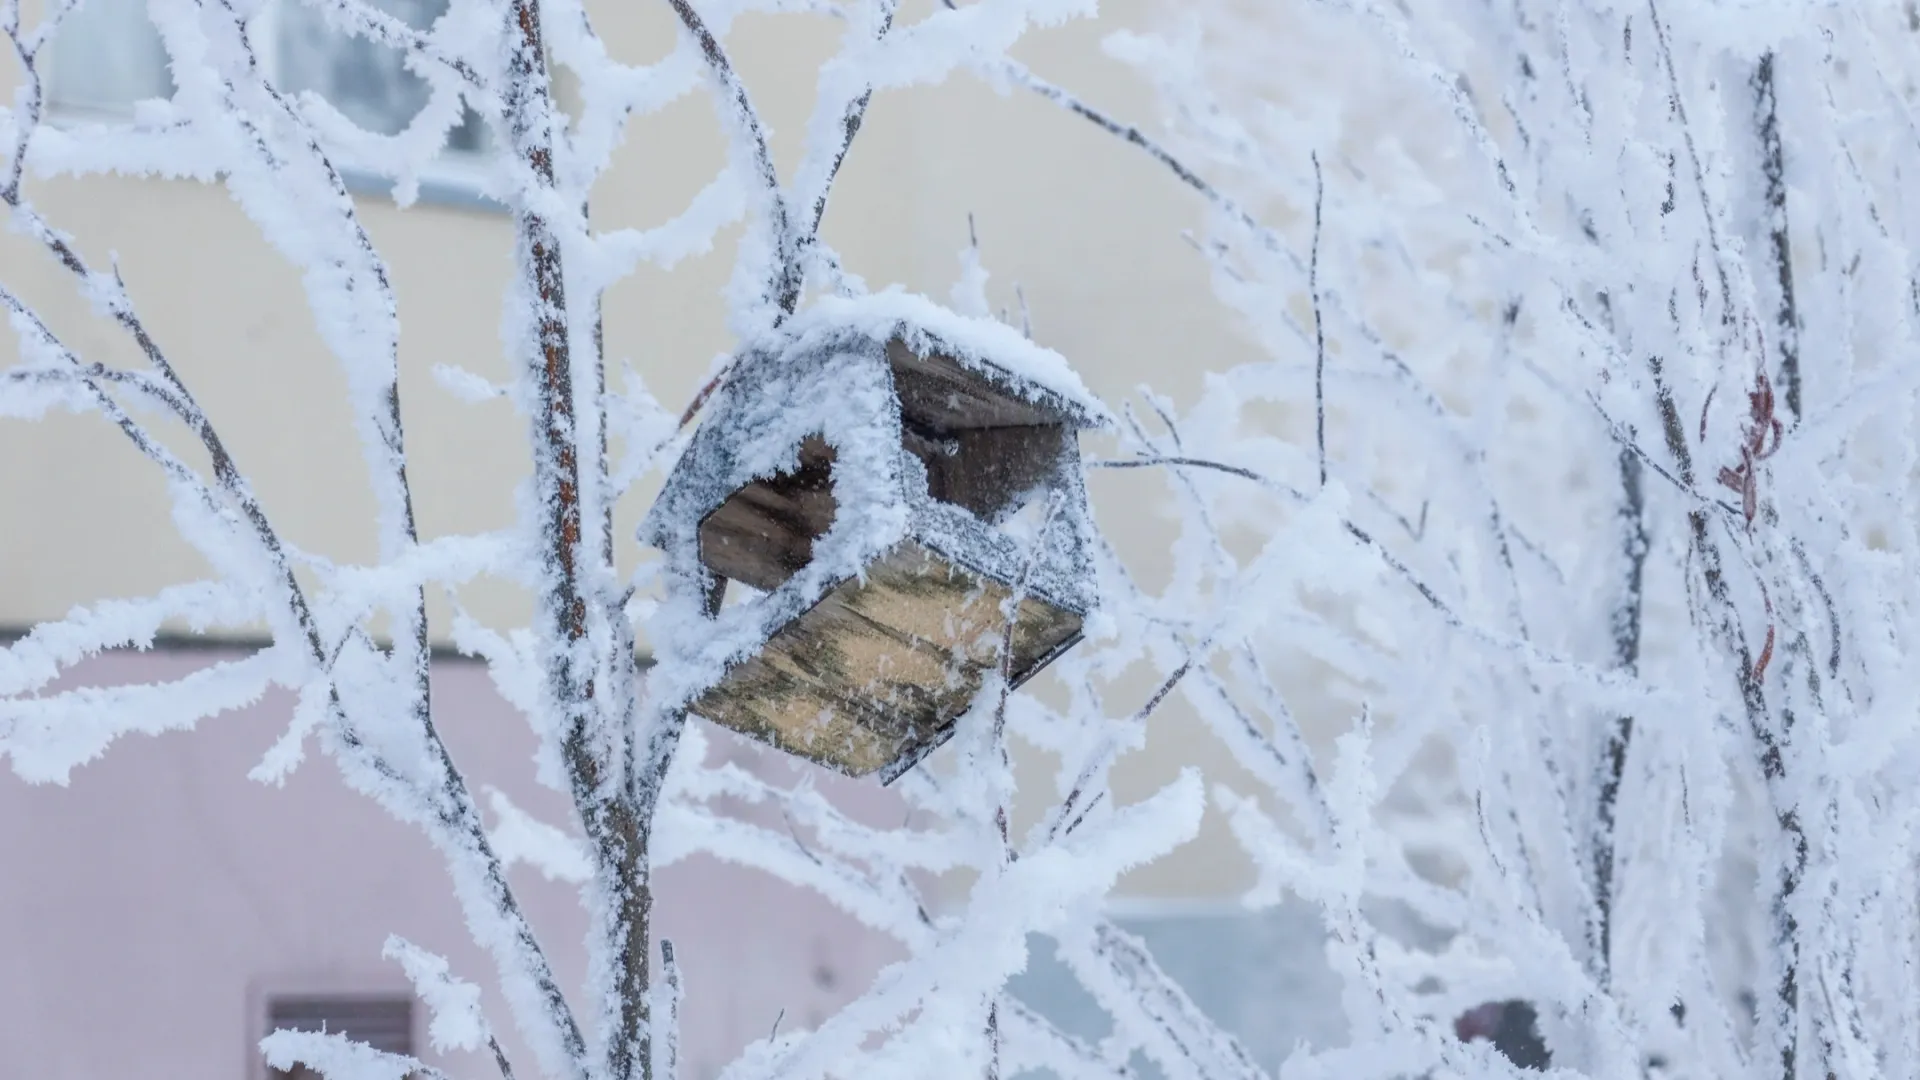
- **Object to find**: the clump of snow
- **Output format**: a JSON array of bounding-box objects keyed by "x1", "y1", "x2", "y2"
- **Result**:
[
  {"x1": 259, "y1": 1029, "x2": 430, "y2": 1080},
  {"x1": 384, "y1": 936, "x2": 492, "y2": 1054},
  {"x1": 485, "y1": 787, "x2": 592, "y2": 885},
  {"x1": 950, "y1": 223, "x2": 994, "y2": 319}
]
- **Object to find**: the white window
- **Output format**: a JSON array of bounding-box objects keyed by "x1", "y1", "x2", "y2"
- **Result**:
[{"x1": 47, "y1": 0, "x2": 491, "y2": 178}]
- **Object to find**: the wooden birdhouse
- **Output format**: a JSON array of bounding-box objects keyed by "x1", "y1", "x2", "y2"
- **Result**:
[{"x1": 640, "y1": 294, "x2": 1109, "y2": 782}]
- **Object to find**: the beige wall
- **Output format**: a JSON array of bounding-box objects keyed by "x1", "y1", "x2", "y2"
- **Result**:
[
  {"x1": 0, "y1": 0, "x2": 1314, "y2": 898},
  {"x1": 0, "y1": 647, "x2": 905, "y2": 1080}
]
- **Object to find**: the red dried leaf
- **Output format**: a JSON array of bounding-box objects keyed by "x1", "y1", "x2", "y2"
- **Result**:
[
  {"x1": 1750, "y1": 372, "x2": 1773, "y2": 423},
  {"x1": 1758, "y1": 417, "x2": 1784, "y2": 460}
]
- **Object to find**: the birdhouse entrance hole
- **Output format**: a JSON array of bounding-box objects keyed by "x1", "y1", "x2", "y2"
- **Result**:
[{"x1": 698, "y1": 435, "x2": 838, "y2": 596}]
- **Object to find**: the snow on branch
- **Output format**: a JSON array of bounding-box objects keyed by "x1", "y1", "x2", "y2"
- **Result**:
[
  {"x1": 1, "y1": 647, "x2": 287, "y2": 783},
  {"x1": 664, "y1": 0, "x2": 804, "y2": 325},
  {"x1": 0, "y1": 581, "x2": 257, "y2": 695},
  {"x1": 260, "y1": 1028, "x2": 451, "y2": 1080},
  {"x1": 292, "y1": 0, "x2": 488, "y2": 90},
  {"x1": 383, "y1": 936, "x2": 501, "y2": 1059}
]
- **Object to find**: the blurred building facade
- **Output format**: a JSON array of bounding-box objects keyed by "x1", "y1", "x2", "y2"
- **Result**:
[{"x1": 0, "y1": 0, "x2": 1338, "y2": 1075}]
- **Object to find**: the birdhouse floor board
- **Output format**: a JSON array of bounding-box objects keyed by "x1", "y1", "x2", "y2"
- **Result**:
[
  {"x1": 689, "y1": 542, "x2": 1084, "y2": 778},
  {"x1": 693, "y1": 662, "x2": 900, "y2": 776}
]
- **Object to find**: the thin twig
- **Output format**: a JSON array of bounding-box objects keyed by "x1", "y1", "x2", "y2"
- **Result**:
[
  {"x1": 296, "y1": 0, "x2": 484, "y2": 88},
  {"x1": 1087, "y1": 456, "x2": 1308, "y2": 500},
  {"x1": 988, "y1": 494, "x2": 1060, "y2": 861},
  {"x1": 664, "y1": 0, "x2": 808, "y2": 428},
  {"x1": 1752, "y1": 51, "x2": 1802, "y2": 423},
  {"x1": 664, "y1": 0, "x2": 803, "y2": 315},
  {"x1": 986, "y1": 54, "x2": 1305, "y2": 277},
  {"x1": 1594, "y1": 447, "x2": 1647, "y2": 987},
  {"x1": 985, "y1": 999, "x2": 1002, "y2": 1080},
  {"x1": 1310, "y1": 151, "x2": 1329, "y2": 488},
  {"x1": 1044, "y1": 655, "x2": 1196, "y2": 846},
  {"x1": 801, "y1": 0, "x2": 897, "y2": 242},
  {"x1": 655, "y1": 939, "x2": 682, "y2": 1080},
  {"x1": 488, "y1": 1033, "x2": 520, "y2": 1080}
]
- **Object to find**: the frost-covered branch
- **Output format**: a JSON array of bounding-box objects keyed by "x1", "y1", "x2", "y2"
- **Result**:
[
  {"x1": 663, "y1": 0, "x2": 802, "y2": 320},
  {"x1": 495, "y1": 0, "x2": 663, "y2": 1076},
  {"x1": 794, "y1": 0, "x2": 898, "y2": 246},
  {"x1": 1078, "y1": 1, "x2": 1920, "y2": 1076},
  {"x1": 293, "y1": 0, "x2": 487, "y2": 89}
]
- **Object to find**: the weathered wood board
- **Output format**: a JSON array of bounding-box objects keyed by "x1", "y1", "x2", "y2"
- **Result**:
[
  {"x1": 689, "y1": 541, "x2": 1083, "y2": 778},
  {"x1": 698, "y1": 436, "x2": 838, "y2": 592},
  {"x1": 907, "y1": 423, "x2": 1069, "y2": 522},
  {"x1": 886, "y1": 339, "x2": 1069, "y2": 430}
]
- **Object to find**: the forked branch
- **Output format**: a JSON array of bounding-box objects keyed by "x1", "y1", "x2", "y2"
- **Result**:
[{"x1": 664, "y1": 0, "x2": 803, "y2": 316}]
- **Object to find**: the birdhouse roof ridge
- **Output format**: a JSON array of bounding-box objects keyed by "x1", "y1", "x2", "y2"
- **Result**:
[
  {"x1": 638, "y1": 292, "x2": 1111, "y2": 559},
  {"x1": 771, "y1": 290, "x2": 1114, "y2": 430}
]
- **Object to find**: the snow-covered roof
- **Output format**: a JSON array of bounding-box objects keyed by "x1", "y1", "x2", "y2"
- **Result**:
[
  {"x1": 641, "y1": 295, "x2": 1111, "y2": 554},
  {"x1": 760, "y1": 290, "x2": 1114, "y2": 431}
]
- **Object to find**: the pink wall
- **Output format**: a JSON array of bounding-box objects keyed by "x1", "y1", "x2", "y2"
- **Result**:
[{"x1": 0, "y1": 646, "x2": 903, "y2": 1080}]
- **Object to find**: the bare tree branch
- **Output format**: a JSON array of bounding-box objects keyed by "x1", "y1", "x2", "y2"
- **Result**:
[
  {"x1": 1593, "y1": 447, "x2": 1646, "y2": 988},
  {"x1": 662, "y1": 0, "x2": 809, "y2": 429},
  {"x1": 798, "y1": 0, "x2": 898, "y2": 244},
  {"x1": 664, "y1": 0, "x2": 802, "y2": 316},
  {"x1": 1309, "y1": 152, "x2": 1329, "y2": 489}
]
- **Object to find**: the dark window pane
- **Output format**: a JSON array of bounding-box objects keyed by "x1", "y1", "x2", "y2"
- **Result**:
[{"x1": 266, "y1": 995, "x2": 414, "y2": 1078}]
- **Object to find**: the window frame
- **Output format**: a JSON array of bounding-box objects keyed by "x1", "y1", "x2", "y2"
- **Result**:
[
  {"x1": 246, "y1": 973, "x2": 422, "y2": 1080},
  {"x1": 42, "y1": 0, "x2": 503, "y2": 212}
]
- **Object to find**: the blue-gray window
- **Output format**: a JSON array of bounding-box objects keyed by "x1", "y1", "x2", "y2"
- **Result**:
[
  {"x1": 1007, "y1": 901, "x2": 1348, "y2": 1078},
  {"x1": 48, "y1": 0, "x2": 487, "y2": 155}
]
